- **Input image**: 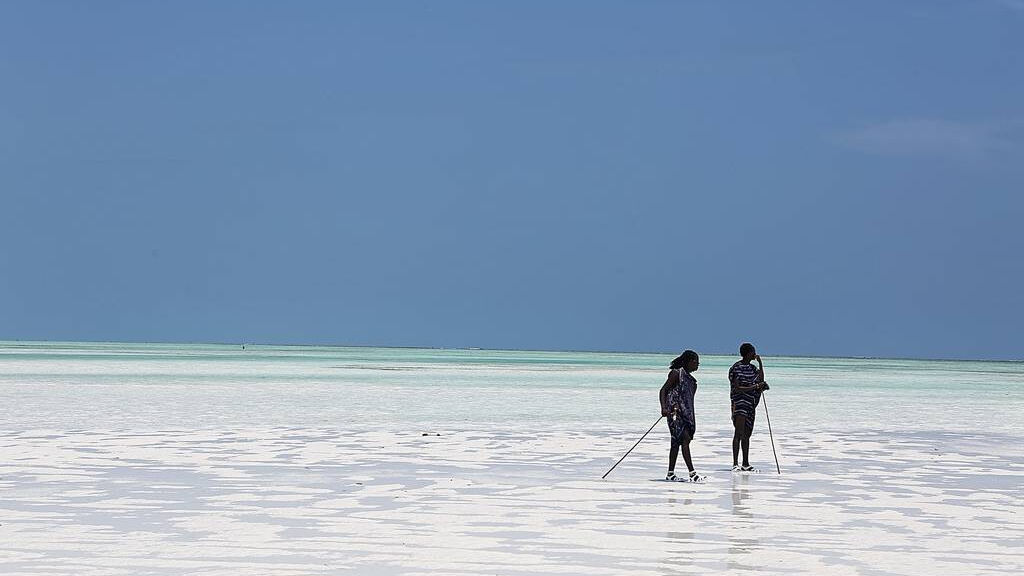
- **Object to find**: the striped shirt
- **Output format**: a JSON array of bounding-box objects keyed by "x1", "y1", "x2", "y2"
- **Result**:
[{"x1": 729, "y1": 361, "x2": 762, "y2": 415}]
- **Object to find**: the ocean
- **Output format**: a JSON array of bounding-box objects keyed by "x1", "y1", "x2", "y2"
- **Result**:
[
  {"x1": 1, "y1": 341, "x2": 1021, "y2": 575},
  {"x1": 1, "y1": 341, "x2": 1020, "y2": 433}
]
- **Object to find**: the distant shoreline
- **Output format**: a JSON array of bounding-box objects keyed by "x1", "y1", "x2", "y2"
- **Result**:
[{"x1": 0, "y1": 338, "x2": 1020, "y2": 364}]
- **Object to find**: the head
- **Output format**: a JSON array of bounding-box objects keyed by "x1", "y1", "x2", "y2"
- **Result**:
[
  {"x1": 669, "y1": 349, "x2": 700, "y2": 372},
  {"x1": 739, "y1": 342, "x2": 756, "y2": 361}
]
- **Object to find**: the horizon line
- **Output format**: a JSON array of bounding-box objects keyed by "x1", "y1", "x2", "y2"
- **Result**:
[{"x1": 0, "y1": 337, "x2": 1020, "y2": 364}]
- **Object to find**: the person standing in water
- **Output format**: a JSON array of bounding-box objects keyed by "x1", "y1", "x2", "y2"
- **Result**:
[
  {"x1": 659, "y1": 350, "x2": 706, "y2": 482},
  {"x1": 729, "y1": 342, "x2": 769, "y2": 471}
]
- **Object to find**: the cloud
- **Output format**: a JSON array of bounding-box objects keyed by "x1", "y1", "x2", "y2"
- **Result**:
[{"x1": 836, "y1": 118, "x2": 1019, "y2": 160}]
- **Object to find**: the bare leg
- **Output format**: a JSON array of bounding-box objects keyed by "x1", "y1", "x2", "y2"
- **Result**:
[
  {"x1": 741, "y1": 422, "x2": 753, "y2": 467},
  {"x1": 668, "y1": 438, "x2": 680, "y2": 472},
  {"x1": 732, "y1": 414, "x2": 745, "y2": 466},
  {"x1": 680, "y1": 438, "x2": 695, "y2": 473}
]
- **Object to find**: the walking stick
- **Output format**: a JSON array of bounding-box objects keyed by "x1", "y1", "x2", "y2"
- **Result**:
[
  {"x1": 602, "y1": 416, "x2": 663, "y2": 479},
  {"x1": 762, "y1": 393, "x2": 781, "y2": 474}
]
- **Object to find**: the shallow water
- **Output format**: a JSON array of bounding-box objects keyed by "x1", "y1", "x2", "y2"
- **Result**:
[
  {"x1": 1, "y1": 341, "x2": 1021, "y2": 433},
  {"x1": 1, "y1": 342, "x2": 1022, "y2": 575}
]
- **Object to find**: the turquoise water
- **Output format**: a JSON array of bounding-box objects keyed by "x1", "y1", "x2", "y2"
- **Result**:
[
  {"x1": 1, "y1": 341, "x2": 1021, "y2": 433},
  {"x1": 3, "y1": 341, "x2": 1021, "y2": 575}
]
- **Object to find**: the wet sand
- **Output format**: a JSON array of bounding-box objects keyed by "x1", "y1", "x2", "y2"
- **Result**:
[{"x1": 1, "y1": 425, "x2": 1021, "y2": 575}]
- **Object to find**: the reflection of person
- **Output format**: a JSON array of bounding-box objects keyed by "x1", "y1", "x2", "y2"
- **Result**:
[
  {"x1": 659, "y1": 350, "x2": 706, "y2": 482},
  {"x1": 729, "y1": 342, "x2": 769, "y2": 471}
]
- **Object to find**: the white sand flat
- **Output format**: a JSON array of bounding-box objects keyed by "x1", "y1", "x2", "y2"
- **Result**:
[
  {"x1": 1, "y1": 344, "x2": 1022, "y2": 574},
  {"x1": 1, "y1": 426, "x2": 1022, "y2": 575}
]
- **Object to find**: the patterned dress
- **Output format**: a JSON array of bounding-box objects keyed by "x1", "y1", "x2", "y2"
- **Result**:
[
  {"x1": 729, "y1": 361, "x2": 761, "y2": 429},
  {"x1": 666, "y1": 368, "x2": 697, "y2": 442}
]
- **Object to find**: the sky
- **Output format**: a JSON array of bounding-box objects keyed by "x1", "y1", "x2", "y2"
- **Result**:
[{"x1": 1, "y1": 1, "x2": 1022, "y2": 360}]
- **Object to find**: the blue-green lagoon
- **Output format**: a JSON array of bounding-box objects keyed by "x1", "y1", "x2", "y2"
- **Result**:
[{"x1": 1, "y1": 342, "x2": 1021, "y2": 574}]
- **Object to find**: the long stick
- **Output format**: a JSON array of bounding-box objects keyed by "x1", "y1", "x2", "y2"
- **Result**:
[
  {"x1": 762, "y1": 394, "x2": 781, "y2": 474},
  {"x1": 602, "y1": 416, "x2": 663, "y2": 479}
]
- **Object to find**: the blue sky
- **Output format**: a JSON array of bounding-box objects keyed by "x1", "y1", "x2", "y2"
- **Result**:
[{"x1": 2, "y1": 1, "x2": 1022, "y2": 359}]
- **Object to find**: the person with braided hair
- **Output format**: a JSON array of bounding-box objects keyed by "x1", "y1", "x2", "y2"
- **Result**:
[{"x1": 659, "y1": 349, "x2": 706, "y2": 482}]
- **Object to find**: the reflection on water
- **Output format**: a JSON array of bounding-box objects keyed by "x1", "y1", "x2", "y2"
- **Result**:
[
  {"x1": 663, "y1": 496, "x2": 695, "y2": 572},
  {"x1": 731, "y1": 473, "x2": 753, "y2": 518},
  {"x1": 728, "y1": 473, "x2": 760, "y2": 571}
]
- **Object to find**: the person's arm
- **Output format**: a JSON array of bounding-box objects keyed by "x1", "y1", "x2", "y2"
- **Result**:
[
  {"x1": 659, "y1": 370, "x2": 679, "y2": 416},
  {"x1": 754, "y1": 355, "x2": 769, "y2": 390}
]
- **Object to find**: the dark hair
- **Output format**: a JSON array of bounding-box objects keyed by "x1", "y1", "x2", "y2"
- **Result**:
[
  {"x1": 669, "y1": 349, "x2": 699, "y2": 370},
  {"x1": 739, "y1": 342, "x2": 755, "y2": 357}
]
